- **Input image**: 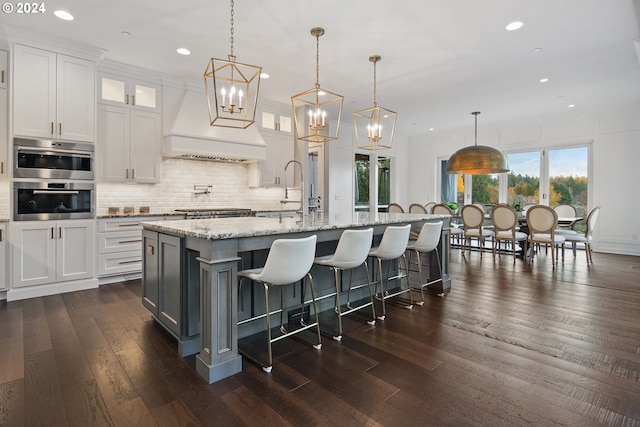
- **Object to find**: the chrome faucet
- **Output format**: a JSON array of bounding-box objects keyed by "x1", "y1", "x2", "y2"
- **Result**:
[{"x1": 281, "y1": 160, "x2": 305, "y2": 214}]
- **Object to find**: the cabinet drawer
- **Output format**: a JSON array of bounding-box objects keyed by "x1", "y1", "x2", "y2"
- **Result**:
[
  {"x1": 97, "y1": 216, "x2": 180, "y2": 232},
  {"x1": 98, "y1": 251, "x2": 142, "y2": 276},
  {"x1": 97, "y1": 230, "x2": 142, "y2": 254}
]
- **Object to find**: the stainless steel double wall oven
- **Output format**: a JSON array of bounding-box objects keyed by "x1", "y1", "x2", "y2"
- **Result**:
[{"x1": 13, "y1": 138, "x2": 95, "y2": 221}]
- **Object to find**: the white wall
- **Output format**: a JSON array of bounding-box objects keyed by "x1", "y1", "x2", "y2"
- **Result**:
[{"x1": 407, "y1": 100, "x2": 640, "y2": 256}]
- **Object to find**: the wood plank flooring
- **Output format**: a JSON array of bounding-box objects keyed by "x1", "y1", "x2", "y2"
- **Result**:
[{"x1": 1, "y1": 249, "x2": 639, "y2": 426}]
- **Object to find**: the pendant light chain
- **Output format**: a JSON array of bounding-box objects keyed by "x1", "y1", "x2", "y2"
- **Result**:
[
  {"x1": 229, "y1": 0, "x2": 235, "y2": 60},
  {"x1": 473, "y1": 111, "x2": 480, "y2": 146},
  {"x1": 373, "y1": 59, "x2": 377, "y2": 107},
  {"x1": 315, "y1": 32, "x2": 320, "y2": 88}
]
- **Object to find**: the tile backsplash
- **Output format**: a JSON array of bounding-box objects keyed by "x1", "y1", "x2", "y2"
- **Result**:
[{"x1": 96, "y1": 158, "x2": 288, "y2": 215}]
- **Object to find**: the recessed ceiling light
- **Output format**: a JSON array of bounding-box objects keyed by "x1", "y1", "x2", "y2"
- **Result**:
[
  {"x1": 176, "y1": 48, "x2": 190, "y2": 55},
  {"x1": 54, "y1": 10, "x2": 74, "y2": 21},
  {"x1": 260, "y1": 73, "x2": 270, "y2": 79},
  {"x1": 429, "y1": 128, "x2": 434, "y2": 131},
  {"x1": 533, "y1": 48, "x2": 543, "y2": 53},
  {"x1": 540, "y1": 78, "x2": 549, "y2": 83},
  {"x1": 505, "y1": 21, "x2": 523, "y2": 31},
  {"x1": 568, "y1": 104, "x2": 575, "y2": 108}
]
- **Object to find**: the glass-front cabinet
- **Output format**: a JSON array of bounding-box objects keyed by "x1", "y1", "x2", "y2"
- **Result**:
[{"x1": 98, "y1": 72, "x2": 160, "y2": 112}]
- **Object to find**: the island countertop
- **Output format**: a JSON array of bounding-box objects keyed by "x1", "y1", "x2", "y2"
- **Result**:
[{"x1": 141, "y1": 211, "x2": 450, "y2": 240}]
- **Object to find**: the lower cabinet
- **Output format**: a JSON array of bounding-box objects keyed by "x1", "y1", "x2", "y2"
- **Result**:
[
  {"x1": 97, "y1": 215, "x2": 180, "y2": 282},
  {"x1": 0, "y1": 223, "x2": 6, "y2": 291},
  {"x1": 142, "y1": 230, "x2": 200, "y2": 351},
  {"x1": 12, "y1": 220, "x2": 95, "y2": 288}
]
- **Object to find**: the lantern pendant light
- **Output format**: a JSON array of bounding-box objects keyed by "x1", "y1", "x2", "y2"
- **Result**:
[
  {"x1": 204, "y1": 0, "x2": 262, "y2": 129},
  {"x1": 445, "y1": 112, "x2": 509, "y2": 174},
  {"x1": 291, "y1": 27, "x2": 344, "y2": 143},
  {"x1": 353, "y1": 55, "x2": 397, "y2": 150}
]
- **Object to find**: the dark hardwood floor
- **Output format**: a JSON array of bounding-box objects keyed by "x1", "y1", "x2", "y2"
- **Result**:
[{"x1": 1, "y1": 248, "x2": 639, "y2": 426}]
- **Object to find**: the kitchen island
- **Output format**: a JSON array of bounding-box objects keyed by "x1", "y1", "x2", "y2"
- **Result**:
[{"x1": 141, "y1": 212, "x2": 450, "y2": 383}]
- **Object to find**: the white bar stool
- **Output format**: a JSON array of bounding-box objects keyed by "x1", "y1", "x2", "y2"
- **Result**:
[
  {"x1": 368, "y1": 224, "x2": 412, "y2": 320},
  {"x1": 406, "y1": 221, "x2": 443, "y2": 304},
  {"x1": 237, "y1": 235, "x2": 321, "y2": 373},
  {"x1": 313, "y1": 228, "x2": 375, "y2": 341}
]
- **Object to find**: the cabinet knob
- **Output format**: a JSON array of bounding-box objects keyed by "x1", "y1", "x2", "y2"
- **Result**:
[
  {"x1": 1, "y1": 70, "x2": 4, "y2": 84},
  {"x1": 126, "y1": 94, "x2": 129, "y2": 105},
  {"x1": 50, "y1": 122, "x2": 54, "y2": 134},
  {"x1": 59, "y1": 123, "x2": 62, "y2": 135},
  {"x1": 132, "y1": 95, "x2": 135, "y2": 106}
]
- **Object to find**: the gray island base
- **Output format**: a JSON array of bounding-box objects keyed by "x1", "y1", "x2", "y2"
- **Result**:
[{"x1": 141, "y1": 212, "x2": 451, "y2": 383}]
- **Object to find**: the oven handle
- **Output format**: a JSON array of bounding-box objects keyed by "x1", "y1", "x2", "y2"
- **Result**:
[
  {"x1": 16, "y1": 147, "x2": 93, "y2": 157},
  {"x1": 33, "y1": 190, "x2": 80, "y2": 195}
]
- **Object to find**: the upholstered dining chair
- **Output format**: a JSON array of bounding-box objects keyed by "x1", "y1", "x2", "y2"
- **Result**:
[
  {"x1": 562, "y1": 206, "x2": 600, "y2": 264},
  {"x1": 554, "y1": 204, "x2": 578, "y2": 230},
  {"x1": 388, "y1": 203, "x2": 404, "y2": 213},
  {"x1": 409, "y1": 203, "x2": 428, "y2": 214},
  {"x1": 526, "y1": 205, "x2": 566, "y2": 268},
  {"x1": 490, "y1": 204, "x2": 528, "y2": 262},
  {"x1": 424, "y1": 202, "x2": 437, "y2": 213},
  {"x1": 460, "y1": 204, "x2": 494, "y2": 257},
  {"x1": 432, "y1": 203, "x2": 463, "y2": 245}
]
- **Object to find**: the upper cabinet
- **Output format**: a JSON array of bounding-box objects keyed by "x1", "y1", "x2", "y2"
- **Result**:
[
  {"x1": 98, "y1": 72, "x2": 161, "y2": 112},
  {"x1": 12, "y1": 44, "x2": 95, "y2": 142},
  {"x1": 259, "y1": 108, "x2": 292, "y2": 134},
  {"x1": 0, "y1": 49, "x2": 7, "y2": 89},
  {"x1": 0, "y1": 50, "x2": 7, "y2": 178}
]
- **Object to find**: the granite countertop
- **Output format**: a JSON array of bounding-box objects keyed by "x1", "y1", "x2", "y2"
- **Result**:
[
  {"x1": 96, "y1": 212, "x2": 185, "y2": 219},
  {"x1": 142, "y1": 212, "x2": 450, "y2": 240}
]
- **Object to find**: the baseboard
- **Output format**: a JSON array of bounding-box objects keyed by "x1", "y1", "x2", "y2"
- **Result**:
[{"x1": 7, "y1": 278, "x2": 99, "y2": 301}]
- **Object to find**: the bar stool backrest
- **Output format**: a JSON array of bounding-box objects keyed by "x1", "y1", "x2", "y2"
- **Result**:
[
  {"x1": 256, "y1": 235, "x2": 318, "y2": 285},
  {"x1": 374, "y1": 224, "x2": 411, "y2": 259},
  {"x1": 329, "y1": 228, "x2": 374, "y2": 269},
  {"x1": 412, "y1": 221, "x2": 443, "y2": 252}
]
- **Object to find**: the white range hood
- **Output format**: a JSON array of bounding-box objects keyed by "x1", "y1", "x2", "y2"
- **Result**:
[{"x1": 164, "y1": 89, "x2": 267, "y2": 162}]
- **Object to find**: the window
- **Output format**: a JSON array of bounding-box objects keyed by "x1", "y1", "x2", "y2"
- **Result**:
[{"x1": 355, "y1": 154, "x2": 391, "y2": 212}]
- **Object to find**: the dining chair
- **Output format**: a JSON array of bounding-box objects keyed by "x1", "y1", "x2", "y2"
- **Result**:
[
  {"x1": 409, "y1": 203, "x2": 428, "y2": 214},
  {"x1": 526, "y1": 205, "x2": 566, "y2": 268},
  {"x1": 388, "y1": 203, "x2": 404, "y2": 213},
  {"x1": 554, "y1": 204, "x2": 578, "y2": 230},
  {"x1": 562, "y1": 206, "x2": 600, "y2": 264},
  {"x1": 237, "y1": 235, "x2": 321, "y2": 372},
  {"x1": 490, "y1": 204, "x2": 528, "y2": 262},
  {"x1": 522, "y1": 203, "x2": 537, "y2": 216},
  {"x1": 460, "y1": 204, "x2": 494, "y2": 257},
  {"x1": 432, "y1": 203, "x2": 463, "y2": 245},
  {"x1": 424, "y1": 202, "x2": 437, "y2": 213}
]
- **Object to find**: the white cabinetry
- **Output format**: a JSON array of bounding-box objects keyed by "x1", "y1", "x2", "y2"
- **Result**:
[
  {"x1": 98, "y1": 72, "x2": 160, "y2": 112},
  {"x1": 0, "y1": 50, "x2": 7, "y2": 177},
  {"x1": 97, "y1": 105, "x2": 161, "y2": 183},
  {"x1": 12, "y1": 44, "x2": 95, "y2": 142},
  {"x1": 0, "y1": 223, "x2": 6, "y2": 291},
  {"x1": 0, "y1": 49, "x2": 7, "y2": 89},
  {"x1": 11, "y1": 220, "x2": 95, "y2": 288},
  {"x1": 97, "y1": 216, "x2": 179, "y2": 282},
  {"x1": 249, "y1": 106, "x2": 295, "y2": 187}
]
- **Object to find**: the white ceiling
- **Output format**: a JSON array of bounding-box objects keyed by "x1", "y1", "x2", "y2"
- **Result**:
[{"x1": 1, "y1": 0, "x2": 639, "y2": 137}]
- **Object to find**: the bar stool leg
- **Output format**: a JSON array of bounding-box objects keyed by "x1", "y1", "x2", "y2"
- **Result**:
[
  {"x1": 302, "y1": 273, "x2": 323, "y2": 350},
  {"x1": 332, "y1": 267, "x2": 343, "y2": 341},
  {"x1": 263, "y1": 283, "x2": 273, "y2": 373},
  {"x1": 346, "y1": 261, "x2": 376, "y2": 325}
]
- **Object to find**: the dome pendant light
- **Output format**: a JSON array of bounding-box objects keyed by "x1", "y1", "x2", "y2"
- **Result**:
[{"x1": 445, "y1": 112, "x2": 509, "y2": 174}]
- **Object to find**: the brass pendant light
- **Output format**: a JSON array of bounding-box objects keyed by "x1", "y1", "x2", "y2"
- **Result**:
[
  {"x1": 204, "y1": 0, "x2": 262, "y2": 129},
  {"x1": 291, "y1": 27, "x2": 344, "y2": 143},
  {"x1": 445, "y1": 112, "x2": 509, "y2": 174},
  {"x1": 353, "y1": 55, "x2": 397, "y2": 150}
]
